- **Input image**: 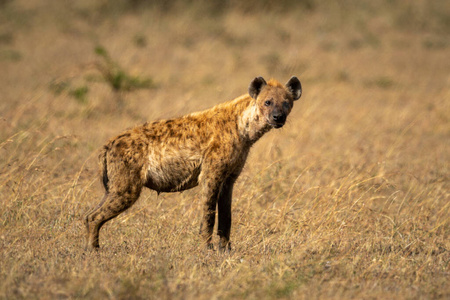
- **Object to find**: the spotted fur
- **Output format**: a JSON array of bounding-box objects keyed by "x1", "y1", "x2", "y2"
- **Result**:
[{"x1": 85, "y1": 76, "x2": 302, "y2": 251}]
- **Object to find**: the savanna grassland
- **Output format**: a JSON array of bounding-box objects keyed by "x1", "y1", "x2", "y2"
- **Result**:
[{"x1": 0, "y1": 0, "x2": 449, "y2": 299}]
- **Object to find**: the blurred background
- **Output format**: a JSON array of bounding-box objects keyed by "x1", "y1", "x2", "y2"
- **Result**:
[
  {"x1": 1, "y1": 0, "x2": 448, "y2": 164},
  {"x1": 1, "y1": 0, "x2": 448, "y2": 186}
]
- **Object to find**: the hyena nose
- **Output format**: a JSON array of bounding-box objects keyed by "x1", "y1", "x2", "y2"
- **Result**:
[{"x1": 273, "y1": 114, "x2": 286, "y2": 123}]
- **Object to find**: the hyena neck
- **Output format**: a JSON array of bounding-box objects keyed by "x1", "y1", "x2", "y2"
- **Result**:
[{"x1": 238, "y1": 100, "x2": 272, "y2": 145}]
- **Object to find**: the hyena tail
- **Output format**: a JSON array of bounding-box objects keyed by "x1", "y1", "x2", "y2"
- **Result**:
[{"x1": 99, "y1": 145, "x2": 109, "y2": 193}]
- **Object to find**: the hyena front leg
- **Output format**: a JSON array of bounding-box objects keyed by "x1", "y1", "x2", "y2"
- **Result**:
[
  {"x1": 199, "y1": 188, "x2": 219, "y2": 249},
  {"x1": 85, "y1": 185, "x2": 142, "y2": 249},
  {"x1": 198, "y1": 166, "x2": 225, "y2": 249},
  {"x1": 217, "y1": 176, "x2": 237, "y2": 251}
]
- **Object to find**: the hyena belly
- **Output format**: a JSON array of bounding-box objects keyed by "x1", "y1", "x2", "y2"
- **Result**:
[{"x1": 145, "y1": 148, "x2": 202, "y2": 193}]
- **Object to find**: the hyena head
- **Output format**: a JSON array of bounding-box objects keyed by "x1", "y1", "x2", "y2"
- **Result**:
[{"x1": 248, "y1": 76, "x2": 302, "y2": 128}]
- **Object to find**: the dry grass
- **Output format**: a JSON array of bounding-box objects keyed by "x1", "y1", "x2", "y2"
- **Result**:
[{"x1": 0, "y1": 0, "x2": 449, "y2": 299}]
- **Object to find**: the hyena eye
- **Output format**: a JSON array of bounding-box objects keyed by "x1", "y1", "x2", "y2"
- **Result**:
[{"x1": 264, "y1": 100, "x2": 272, "y2": 106}]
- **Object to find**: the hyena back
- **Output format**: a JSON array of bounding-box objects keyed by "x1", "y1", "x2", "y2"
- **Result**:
[{"x1": 85, "y1": 76, "x2": 302, "y2": 251}]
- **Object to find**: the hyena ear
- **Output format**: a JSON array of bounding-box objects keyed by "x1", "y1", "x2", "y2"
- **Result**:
[
  {"x1": 248, "y1": 76, "x2": 267, "y2": 99},
  {"x1": 285, "y1": 76, "x2": 302, "y2": 100}
]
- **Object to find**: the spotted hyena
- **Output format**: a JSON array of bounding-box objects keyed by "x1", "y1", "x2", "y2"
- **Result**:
[{"x1": 85, "y1": 76, "x2": 302, "y2": 251}]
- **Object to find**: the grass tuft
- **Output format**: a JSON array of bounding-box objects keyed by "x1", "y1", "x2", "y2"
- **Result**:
[{"x1": 94, "y1": 45, "x2": 156, "y2": 93}]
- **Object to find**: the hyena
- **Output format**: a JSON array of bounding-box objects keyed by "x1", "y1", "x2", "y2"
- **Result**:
[{"x1": 85, "y1": 76, "x2": 302, "y2": 251}]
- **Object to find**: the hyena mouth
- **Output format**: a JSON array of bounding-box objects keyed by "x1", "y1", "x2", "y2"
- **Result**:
[
  {"x1": 265, "y1": 118, "x2": 285, "y2": 129},
  {"x1": 266, "y1": 117, "x2": 285, "y2": 128}
]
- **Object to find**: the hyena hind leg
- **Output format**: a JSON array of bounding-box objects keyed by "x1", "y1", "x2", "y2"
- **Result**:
[
  {"x1": 84, "y1": 196, "x2": 102, "y2": 247},
  {"x1": 85, "y1": 189, "x2": 141, "y2": 249}
]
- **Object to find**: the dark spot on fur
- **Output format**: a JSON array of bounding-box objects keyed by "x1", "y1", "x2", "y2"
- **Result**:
[
  {"x1": 116, "y1": 141, "x2": 126, "y2": 149},
  {"x1": 117, "y1": 133, "x2": 131, "y2": 139}
]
